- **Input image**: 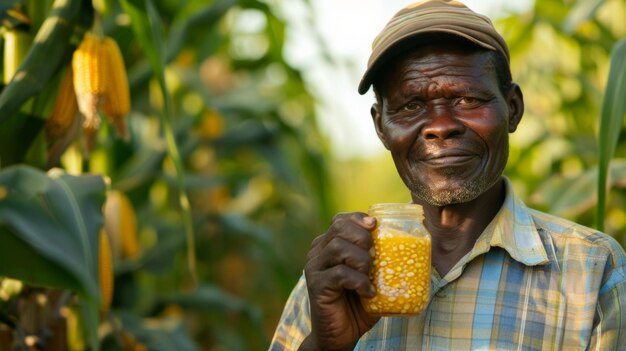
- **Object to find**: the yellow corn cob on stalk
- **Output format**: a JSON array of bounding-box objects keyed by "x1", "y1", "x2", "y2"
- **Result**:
[
  {"x1": 99, "y1": 229, "x2": 114, "y2": 312},
  {"x1": 104, "y1": 190, "x2": 140, "y2": 260},
  {"x1": 101, "y1": 36, "x2": 130, "y2": 140},
  {"x1": 45, "y1": 68, "x2": 78, "y2": 141},
  {"x1": 198, "y1": 109, "x2": 224, "y2": 140},
  {"x1": 72, "y1": 32, "x2": 107, "y2": 133}
]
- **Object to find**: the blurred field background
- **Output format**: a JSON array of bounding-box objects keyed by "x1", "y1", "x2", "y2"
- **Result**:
[{"x1": 0, "y1": 0, "x2": 625, "y2": 350}]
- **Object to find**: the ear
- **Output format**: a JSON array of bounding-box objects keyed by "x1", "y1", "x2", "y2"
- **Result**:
[
  {"x1": 371, "y1": 103, "x2": 390, "y2": 149},
  {"x1": 506, "y1": 83, "x2": 524, "y2": 133}
]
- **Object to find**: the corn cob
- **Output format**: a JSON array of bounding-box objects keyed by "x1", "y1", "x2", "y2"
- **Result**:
[
  {"x1": 99, "y1": 229, "x2": 114, "y2": 312},
  {"x1": 198, "y1": 109, "x2": 224, "y2": 140},
  {"x1": 100, "y1": 36, "x2": 130, "y2": 140},
  {"x1": 72, "y1": 32, "x2": 107, "y2": 133},
  {"x1": 104, "y1": 190, "x2": 140, "y2": 260},
  {"x1": 45, "y1": 68, "x2": 79, "y2": 141}
]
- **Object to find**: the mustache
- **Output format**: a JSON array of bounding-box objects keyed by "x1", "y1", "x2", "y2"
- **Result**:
[{"x1": 412, "y1": 140, "x2": 484, "y2": 161}]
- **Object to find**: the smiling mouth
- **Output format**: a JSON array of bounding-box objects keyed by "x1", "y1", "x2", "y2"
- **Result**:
[{"x1": 422, "y1": 153, "x2": 477, "y2": 166}]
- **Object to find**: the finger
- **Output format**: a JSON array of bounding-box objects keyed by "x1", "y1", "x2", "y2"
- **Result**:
[
  {"x1": 332, "y1": 212, "x2": 376, "y2": 231},
  {"x1": 331, "y1": 211, "x2": 376, "y2": 227},
  {"x1": 324, "y1": 212, "x2": 375, "y2": 242},
  {"x1": 307, "y1": 228, "x2": 374, "y2": 272},
  {"x1": 308, "y1": 264, "x2": 376, "y2": 299},
  {"x1": 326, "y1": 214, "x2": 375, "y2": 249},
  {"x1": 307, "y1": 213, "x2": 374, "y2": 260},
  {"x1": 316, "y1": 236, "x2": 373, "y2": 274}
]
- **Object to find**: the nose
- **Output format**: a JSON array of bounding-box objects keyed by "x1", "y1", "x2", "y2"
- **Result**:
[{"x1": 421, "y1": 107, "x2": 465, "y2": 140}]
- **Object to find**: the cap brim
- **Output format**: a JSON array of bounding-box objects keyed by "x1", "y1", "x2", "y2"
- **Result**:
[{"x1": 358, "y1": 29, "x2": 498, "y2": 95}]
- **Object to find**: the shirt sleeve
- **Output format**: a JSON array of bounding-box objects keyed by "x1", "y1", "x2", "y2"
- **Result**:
[
  {"x1": 587, "y1": 254, "x2": 626, "y2": 350},
  {"x1": 269, "y1": 274, "x2": 312, "y2": 351}
]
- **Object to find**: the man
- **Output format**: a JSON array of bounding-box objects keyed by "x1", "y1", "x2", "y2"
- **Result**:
[{"x1": 271, "y1": 1, "x2": 626, "y2": 350}]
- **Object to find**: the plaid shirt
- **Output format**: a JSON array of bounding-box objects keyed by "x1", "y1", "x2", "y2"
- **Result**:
[{"x1": 270, "y1": 178, "x2": 626, "y2": 350}]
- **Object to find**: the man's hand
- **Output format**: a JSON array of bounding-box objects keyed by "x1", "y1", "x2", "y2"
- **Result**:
[{"x1": 300, "y1": 212, "x2": 380, "y2": 351}]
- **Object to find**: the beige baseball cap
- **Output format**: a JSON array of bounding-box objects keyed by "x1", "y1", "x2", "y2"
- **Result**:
[{"x1": 358, "y1": 0, "x2": 510, "y2": 95}]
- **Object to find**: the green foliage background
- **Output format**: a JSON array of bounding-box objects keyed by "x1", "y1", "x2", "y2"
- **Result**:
[{"x1": 0, "y1": 0, "x2": 624, "y2": 350}]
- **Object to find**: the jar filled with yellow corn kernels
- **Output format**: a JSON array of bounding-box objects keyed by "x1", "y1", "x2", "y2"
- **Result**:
[{"x1": 362, "y1": 203, "x2": 431, "y2": 316}]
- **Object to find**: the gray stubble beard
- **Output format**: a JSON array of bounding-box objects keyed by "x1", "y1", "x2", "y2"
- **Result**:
[
  {"x1": 409, "y1": 174, "x2": 498, "y2": 207},
  {"x1": 406, "y1": 156, "x2": 506, "y2": 207}
]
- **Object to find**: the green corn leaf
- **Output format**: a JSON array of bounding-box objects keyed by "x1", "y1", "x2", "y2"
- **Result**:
[
  {"x1": 28, "y1": 0, "x2": 55, "y2": 32},
  {"x1": 0, "y1": 226, "x2": 85, "y2": 291},
  {"x1": 0, "y1": 112, "x2": 44, "y2": 167},
  {"x1": 0, "y1": 165, "x2": 106, "y2": 350},
  {"x1": 0, "y1": 0, "x2": 80, "y2": 123},
  {"x1": 596, "y1": 39, "x2": 626, "y2": 231},
  {"x1": 0, "y1": 166, "x2": 106, "y2": 296},
  {"x1": 533, "y1": 160, "x2": 626, "y2": 219}
]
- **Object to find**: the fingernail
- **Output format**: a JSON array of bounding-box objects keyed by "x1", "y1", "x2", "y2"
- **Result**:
[{"x1": 363, "y1": 216, "x2": 375, "y2": 226}]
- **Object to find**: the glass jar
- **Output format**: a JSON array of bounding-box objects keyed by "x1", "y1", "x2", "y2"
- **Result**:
[{"x1": 362, "y1": 203, "x2": 431, "y2": 316}]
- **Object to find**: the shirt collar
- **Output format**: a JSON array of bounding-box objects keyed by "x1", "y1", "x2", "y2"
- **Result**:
[{"x1": 467, "y1": 177, "x2": 550, "y2": 267}]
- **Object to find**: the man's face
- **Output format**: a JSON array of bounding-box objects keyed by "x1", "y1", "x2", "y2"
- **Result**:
[{"x1": 372, "y1": 44, "x2": 523, "y2": 207}]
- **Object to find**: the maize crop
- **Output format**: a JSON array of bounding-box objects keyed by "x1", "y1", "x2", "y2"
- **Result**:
[
  {"x1": 100, "y1": 36, "x2": 130, "y2": 140},
  {"x1": 104, "y1": 190, "x2": 140, "y2": 260},
  {"x1": 99, "y1": 229, "x2": 114, "y2": 312},
  {"x1": 70, "y1": 31, "x2": 131, "y2": 150},
  {"x1": 45, "y1": 68, "x2": 78, "y2": 141},
  {"x1": 198, "y1": 109, "x2": 224, "y2": 140},
  {"x1": 72, "y1": 31, "x2": 107, "y2": 132}
]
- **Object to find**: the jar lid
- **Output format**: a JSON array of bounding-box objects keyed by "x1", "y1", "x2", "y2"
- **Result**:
[{"x1": 368, "y1": 203, "x2": 424, "y2": 218}]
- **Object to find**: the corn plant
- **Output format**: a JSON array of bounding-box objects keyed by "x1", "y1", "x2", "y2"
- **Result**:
[{"x1": 0, "y1": 0, "x2": 332, "y2": 350}]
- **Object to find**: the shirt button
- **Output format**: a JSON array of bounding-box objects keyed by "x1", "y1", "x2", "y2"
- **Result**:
[{"x1": 435, "y1": 288, "x2": 447, "y2": 298}]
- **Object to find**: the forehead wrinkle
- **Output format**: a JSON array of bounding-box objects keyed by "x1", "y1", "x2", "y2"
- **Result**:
[
  {"x1": 408, "y1": 80, "x2": 442, "y2": 98},
  {"x1": 379, "y1": 50, "x2": 498, "y2": 99},
  {"x1": 397, "y1": 71, "x2": 481, "y2": 99}
]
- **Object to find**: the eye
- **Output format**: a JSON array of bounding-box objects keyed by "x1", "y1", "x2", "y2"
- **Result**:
[
  {"x1": 402, "y1": 102, "x2": 422, "y2": 111},
  {"x1": 457, "y1": 97, "x2": 481, "y2": 106}
]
